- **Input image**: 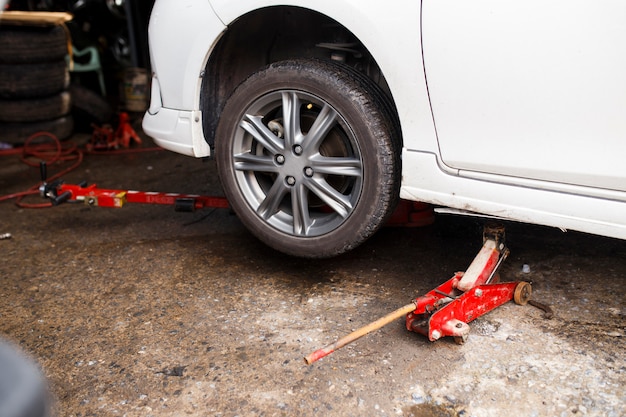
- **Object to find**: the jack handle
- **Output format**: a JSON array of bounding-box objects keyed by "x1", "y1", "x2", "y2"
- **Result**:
[
  {"x1": 51, "y1": 190, "x2": 72, "y2": 206},
  {"x1": 38, "y1": 162, "x2": 72, "y2": 205},
  {"x1": 304, "y1": 301, "x2": 417, "y2": 365}
]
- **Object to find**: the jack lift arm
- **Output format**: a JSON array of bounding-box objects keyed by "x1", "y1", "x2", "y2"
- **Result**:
[{"x1": 304, "y1": 225, "x2": 532, "y2": 365}]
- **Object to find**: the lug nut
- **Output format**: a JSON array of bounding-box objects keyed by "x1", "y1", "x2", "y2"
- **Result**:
[
  {"x1": 275, "y1": 154, "x2": 285, "y2": 164},
  {"x1": 304, "y1": 167, "x2": 314, "y2": 177},
  {"x1": 293, "y1": 145, "x2": 303, "y2": 155},
  {"x1": 286, "y1": 176, "x2": 296, "y2": 186}
]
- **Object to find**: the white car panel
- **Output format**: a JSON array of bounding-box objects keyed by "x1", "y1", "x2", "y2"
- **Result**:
[
  {"x1": 208, "y1": 0, "x2": 439, "y2": 153},
  {"x1": 142, "y1": 106, "x2": 210, "y2": 157},
  {"x1": 422, "y1": 0, "x2": 626, "y2": 192},
  {"x1": 147, "y1": 0, "x2": 225, "y2": 110},
  {"x1": 143, "y1": 0, "x2": 225, "y2": 156},
  {"x1": 401, "y1": 151, "x2": 626, "y2": 240}
]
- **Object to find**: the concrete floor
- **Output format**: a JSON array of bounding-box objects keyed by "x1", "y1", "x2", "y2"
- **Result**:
[{"x1": 0, "y1": 130, "x2": 624, "y2": 417}]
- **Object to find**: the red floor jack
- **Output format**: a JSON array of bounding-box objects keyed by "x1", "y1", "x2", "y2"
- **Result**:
[
  {"x1": 304, "y1": 225, "x2": 532, "y2": 365},
  {"x1": 88, "y1": 112, "x2": 143, "y2": 151},
  {"x1": 38, "y1": 162, "x2": 230, "y2": 211}
]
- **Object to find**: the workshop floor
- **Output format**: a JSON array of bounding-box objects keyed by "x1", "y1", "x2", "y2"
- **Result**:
[{"x1": 0, "y1": 125, "x2": 624, "y2": 417}]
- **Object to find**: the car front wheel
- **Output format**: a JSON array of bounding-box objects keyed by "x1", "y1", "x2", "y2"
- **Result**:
[{"x1": 215, "y1": 59, "x2": 400, "y2": 258}]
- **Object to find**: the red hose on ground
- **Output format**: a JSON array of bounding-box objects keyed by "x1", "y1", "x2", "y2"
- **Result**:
[
  {"x1": 0, "y1": 131, "x2": 162, "y2": 208},
  {"x1": 0, "y1": 132, "x2": 83, "y2": 208}
]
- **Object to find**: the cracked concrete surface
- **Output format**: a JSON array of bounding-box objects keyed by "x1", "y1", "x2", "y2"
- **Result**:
[{"x1": 0, "y1": 132, "x2": 624, "y2": 417}]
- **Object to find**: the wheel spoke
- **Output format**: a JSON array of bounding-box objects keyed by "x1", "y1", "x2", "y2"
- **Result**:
[
  {"x1": 291, "y1": 184, "x2": 311, "y2": 236},
  {"x1": 234, "y1": 153, "x2": 279, "y2": 173},
  {"x1": 310, "y1": 156, "x2": 362, "y2": 177},
  {"x1": 305, "y1": 178, "x2": 352, "y2": 218},
  {"x1": 302, "y1": 104, "x2": 338, "y2": 152},
  {"x1": 257, "y1": 178, "x2": 289, "y2": 220},
  {"x1": 240, "y1": 114, "x2": 284, "y2": 155},
  {"x1": 281, "y1": 92, "x2": 301, "y2": 149}
]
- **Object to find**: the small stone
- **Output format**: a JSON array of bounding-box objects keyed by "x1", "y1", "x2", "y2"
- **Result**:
[{"x1": 412, "y1": 393, "x2": 426, "y2": 403}]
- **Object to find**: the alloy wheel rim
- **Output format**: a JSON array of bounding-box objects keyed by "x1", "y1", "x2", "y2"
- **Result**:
[{"x1": 231, "y1": 89, "x2": 364, "y2": 237}]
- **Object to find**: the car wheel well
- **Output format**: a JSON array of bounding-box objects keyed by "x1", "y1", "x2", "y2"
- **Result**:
[{"x1": 200, "y1": 6, "x2": 399, "y2": 149}]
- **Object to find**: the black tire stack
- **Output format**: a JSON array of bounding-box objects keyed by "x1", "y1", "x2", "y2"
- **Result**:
[{"x1": 0, "y1": 23, "x2": 74, "y2": 144}]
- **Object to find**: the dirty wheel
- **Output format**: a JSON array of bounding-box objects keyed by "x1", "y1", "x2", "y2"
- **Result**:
[
  {"x1": 0, "y1": 60, "x2": 69, "y2": 99},
  {"x1": 513, "y1": 281, "x2": 532, "y2": 305},
  {"x1": 0, "y1": 24, "x2": 68, "y2": 64},
  {"x1": 0, "y1": 91, "x2": 71, "y2": 123},
  {"x1": 69, "y1": 84, "x2": 114, "y2": 130},
  {"x1": 0, "y1": 115, "x2": 74, "y2": 143},
  {"x1": 215, "y1": 59, "x2": 400, "y2": 258}
]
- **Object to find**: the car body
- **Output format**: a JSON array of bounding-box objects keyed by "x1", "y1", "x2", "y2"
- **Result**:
[{"x1": 143, "y1": 0, "x2": 626, "y2": 257}]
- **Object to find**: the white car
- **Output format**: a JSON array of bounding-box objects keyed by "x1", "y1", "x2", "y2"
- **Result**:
[{"x1": 143, "y1": 0, "x2": 626, "y2": 258}]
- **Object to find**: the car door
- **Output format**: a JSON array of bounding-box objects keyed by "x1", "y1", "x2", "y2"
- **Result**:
[{"x1": 422, "y1": 0, "x2": 626, "y2": 193}]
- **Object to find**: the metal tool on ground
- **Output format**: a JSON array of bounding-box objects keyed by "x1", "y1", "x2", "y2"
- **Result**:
[
  {"x1": 304, "y1": 225, "x2": 532, "y2": 365},
  {"x1": 38, "y1": 162, "x2": 230, "y2": 211}
]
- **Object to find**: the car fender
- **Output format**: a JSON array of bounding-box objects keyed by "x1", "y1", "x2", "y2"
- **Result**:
[
  {"x1": 208, "y1": 0, "x2": 439, "y2": 154},
  {"x1": 148, "y1": 0, "x2": 225, "y2": 111}
]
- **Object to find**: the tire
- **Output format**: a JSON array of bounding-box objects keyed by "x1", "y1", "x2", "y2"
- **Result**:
[
  {"x1": 215, "y1": 59, "x2": 401, "y2": 258},
  {"x1": 0, "y1": 60, "x2": 69, "y2": 99},
  {"x1": 0, "y1": 24, "x2": 68, "y2": 64},
  {"x1": 0, "y1": 115, "x2": 74, "y2": 144},
  {"x1": 0, "y1": 340, "x2": 49, "y2": 417},
  {"x1": 0, "y1": 91, "x2": 71, "y2": 123},
  {"x1": 69, "y1": 84, "x2": 114, "y2": 128}
]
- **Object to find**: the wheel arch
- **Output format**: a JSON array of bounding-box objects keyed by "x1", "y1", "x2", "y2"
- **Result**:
[{"x1": 200, "y1": 5, "x2": 403, "y2": 149}]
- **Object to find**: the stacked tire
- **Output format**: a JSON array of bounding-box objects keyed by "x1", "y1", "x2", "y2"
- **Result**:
[{"x1": 0, "y1": 23, "x2": 73, "y2": 144}]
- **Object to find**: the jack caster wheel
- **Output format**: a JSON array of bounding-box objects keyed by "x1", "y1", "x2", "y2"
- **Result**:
[{"x1": 513, "y1": 281, "x2": 532, "y2": 305}]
